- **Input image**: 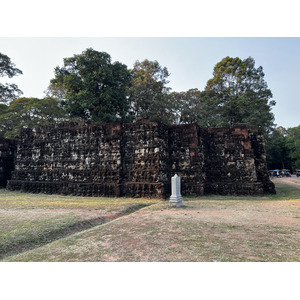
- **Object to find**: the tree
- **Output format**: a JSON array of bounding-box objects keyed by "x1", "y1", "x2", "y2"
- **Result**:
[
  {"x1": 128, "y1": 59, "x2": 175, "y2": 124},
  {"x1": 285, "y1": 126, "x2": 300, "y2": 169},
  {"x1": 0, "y1": 97, "x2": 69, "y2": 138},
  {"x1": 47, "y1": 48, "x2": 132, "y2": 123},
  {"x1": 266, "y1": 125, "x2": 300, "y2": 171},
  {"x1": 170, "y1": 89, "x2": 226, "y2": 127},
  {"x1": 205, "y1": 56, "x2": 275, "y2": 132},
  {"x1": 265, "y1": 127, "x2": 291, "y2": 170},
  {"x1": 170, "y1": 89, "x2": 202, "y2": 124},
  {"x1": 0, "y1": 52, "x2": 23, "y2": 104}
]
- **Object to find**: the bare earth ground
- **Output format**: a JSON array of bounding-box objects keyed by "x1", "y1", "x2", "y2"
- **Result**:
[
  {"x1": 1, "y1": 177, "x2": 300, "y2": 262},
  {"x1": 277, "y1": 176, "x2": 300, "y2": 188}
]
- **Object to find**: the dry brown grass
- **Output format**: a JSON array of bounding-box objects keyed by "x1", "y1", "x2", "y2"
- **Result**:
[
  {"x1": 0, "y1": 189, "x2": 158, "y2": 259},
  {"x1": 3, "y1": 178, "x2": 300, "y2": 262}
]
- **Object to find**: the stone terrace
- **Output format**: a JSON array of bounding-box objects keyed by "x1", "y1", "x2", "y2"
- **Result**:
[{"x1": 7, "y1": 117, "x2": 275, "y2": 198}]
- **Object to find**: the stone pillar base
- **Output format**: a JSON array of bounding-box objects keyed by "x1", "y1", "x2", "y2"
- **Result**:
[{"x1": 169, "y1": 196, "x2": 183, "y2": 207}]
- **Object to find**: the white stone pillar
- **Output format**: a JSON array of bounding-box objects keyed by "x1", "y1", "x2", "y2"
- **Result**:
[{"x1": 169, "y1": 174, "x2": 183, "y2": 207}]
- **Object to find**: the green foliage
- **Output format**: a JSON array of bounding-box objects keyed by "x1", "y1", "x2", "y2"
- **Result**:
[
  {"x1": 46, "y1": 53, "x2": 276, "y2": 130},
  {"x1": 285, "y1": 126, "x2": 300, "y2": 169},
  {"x1": 0, "y1": 53, "x2": 23, "y2": 104},
  {"x1": 0, "y1": 103, "x2": 8, "y2": 115},
  {"x1": 265, "y1": 127, "x2": 291, "y2": 170},
  {"x1": 170, "y1": 89, "x2": 202, "y2": 124},
  {"x1": 128, "y1": 59, "x2": 176, "y2": 124},
  {"x1": 0, "y1": 97, "x2": 69, "y2": 138},
  {"x1": 266, "y1": 125, "x2": 300, "y2": 171},
  {"x1": 0, "y1": 51, "x2": 278, "y2": 141},
  {"x1": 205, "y1": 56, "x2": 275, "y2": 132},
  {"x1": 48, "y1": 48, "x2": 132, "y2": 124},
  {"x1": 170, "y1": 89, "x2": 227, "y2": 127}
]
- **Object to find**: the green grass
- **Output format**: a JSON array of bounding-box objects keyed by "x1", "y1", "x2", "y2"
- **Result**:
[
  {"x1": 268, "y1": 182, "x2": 300, "y2": 200},
  {"x1": 0, "y1": 188, "x2": 159, "y2": 210}
]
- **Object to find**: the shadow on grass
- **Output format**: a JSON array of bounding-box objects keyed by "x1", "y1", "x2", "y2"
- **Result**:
[{"x1": 0, "y1": 203, "x2": 149, "y2": 261}]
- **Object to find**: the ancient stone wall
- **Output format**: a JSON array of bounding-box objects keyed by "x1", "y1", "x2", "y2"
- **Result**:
[
  {"x1": 8, "y1": 122, "x2": 123, "y2": 196},
  {"x1": 204, "y1": 127, "x2": 270, "y2": 195},
  {"x1": 7, "y1": 117, "x2": 275, "y2": 198},
  {"x1": 0, "y1": 138, "x2": 16, "y2": 187},
  {"x1": 168, "y1": 124, "x2": 206, "y2": 196},
  {"x1": 122, "y1": 118, "x2": 169, "y2": 198}
]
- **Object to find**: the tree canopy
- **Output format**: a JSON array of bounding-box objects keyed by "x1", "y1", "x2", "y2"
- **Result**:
[
  {"x1": 0, "y1": 97, "x2": 69, "y2": 138},
  {"x1": 0, "y1": 52, "x2": 23, "y2": 104},
  {"x1": 0, "y1": 50, "x2": 280, "y2": 144},
  {"x1": 170, "y1": 89, "x2": 225, "y2": 127},
  {"x1": 205, "y1": 56, "x2": 275, "y2": 132},
  {"x1": 265, "y1": 127, "x2": 291, "y2": 170},
  {"x1": 47, "y1": 48, "x2": 132, "y2": 123},
  {"x1": 285, "y1": 126, "x2": 300, "y2": 169},
  {"x1": 128, "y1": 59, "x2": 176, "y2": 124},
  {"x1": 266, "y1": 125, "x2": 300, "y2": 171},
  {"x1": 46, "y1": 53, "x2": 276, "y2": 131}
]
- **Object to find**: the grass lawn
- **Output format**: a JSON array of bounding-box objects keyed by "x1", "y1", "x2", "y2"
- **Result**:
[
  {"x1": 0, "y1": 189, "x2": 159, "y2": 259},
  {"x1": 1, "y1": 178, "x2": 300, "y2": 262}
]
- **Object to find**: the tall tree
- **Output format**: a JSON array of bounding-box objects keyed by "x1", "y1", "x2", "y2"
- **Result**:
[
  {"x1": 205, "y1": 56, "x2": 275, "y2": 132},
  {"x1": 0, "y1": 97, "x2": 69, "y2": 138},
  {"x1": 0, "y1": 52, "x2": 23, "y2": 104},
  {"x1": 128, "y1": 59, "x2": 175, "y2": 123},
  {"x1": 47, "y1": 48, "x2": 132, "y2": 123}
]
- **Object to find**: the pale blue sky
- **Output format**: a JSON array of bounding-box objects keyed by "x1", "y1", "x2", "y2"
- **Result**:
[{"x1": 1, "y1": 37, "x2": 299, "y2": 128}]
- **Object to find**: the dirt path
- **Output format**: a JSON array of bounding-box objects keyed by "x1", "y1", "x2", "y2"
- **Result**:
[{"x1": 274, "y1": 177, "x2": 300, "y2": 189}]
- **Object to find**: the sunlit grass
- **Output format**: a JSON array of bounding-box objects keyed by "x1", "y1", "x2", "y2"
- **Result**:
[{"x1": 0, "y1": 188, "x2": 160, "y2": 211}]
